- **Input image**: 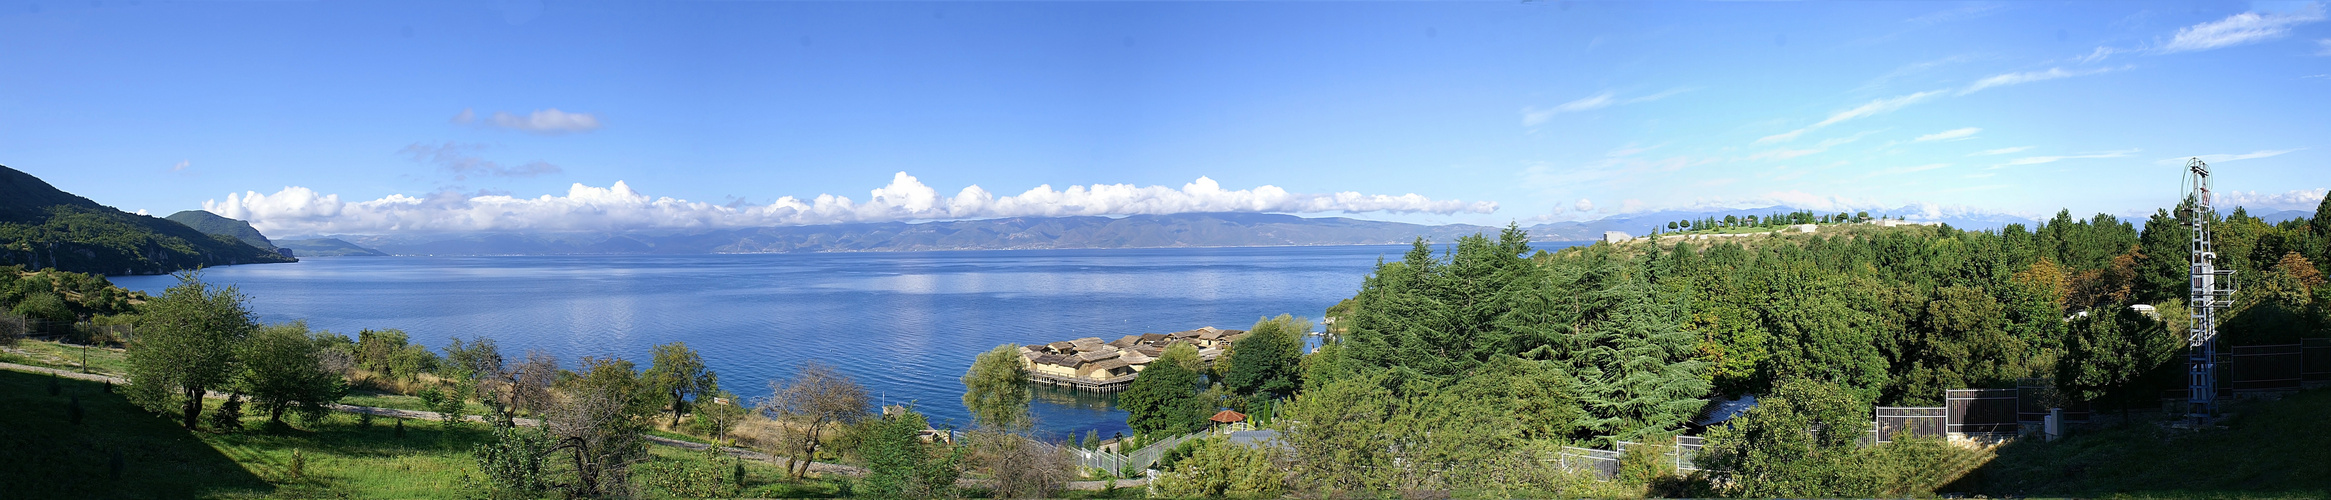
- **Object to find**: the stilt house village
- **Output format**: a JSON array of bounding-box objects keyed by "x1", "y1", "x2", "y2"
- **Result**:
[{"x1": 1019, "y1": 326, "x2": 1247, "y2": 390}]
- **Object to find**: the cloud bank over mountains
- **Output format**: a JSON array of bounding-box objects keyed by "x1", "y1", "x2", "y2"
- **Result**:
[{"x1": 203, "y1": 172, "x2": 1499, "y2": 236}]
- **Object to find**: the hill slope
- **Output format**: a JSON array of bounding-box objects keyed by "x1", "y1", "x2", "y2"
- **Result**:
[
  {"x1": 1952, "y1": 387, "x2": 2331, "y2": 497},
  {"x1": 0, "y1": 165, "x2": 295, "y2": 275},
  {"x1": 165, "y1": 210, "x2": 281, "y2": 254}
]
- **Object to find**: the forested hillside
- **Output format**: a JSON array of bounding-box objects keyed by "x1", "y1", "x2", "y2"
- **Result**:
[
  {"x1": 1276, "y1": 198, "x2": 2331, "y2": 495},
  {"x1": 165, "y1": 210, "x2": 282, "y2": 254},
  {"x1": 0, "y1": 165, "x2": 294, "y2": 275}
]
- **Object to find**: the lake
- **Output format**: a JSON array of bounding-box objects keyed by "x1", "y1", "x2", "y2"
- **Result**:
[{"x1": 110, "y1": 243, "x2": 1580, "y2": 438}]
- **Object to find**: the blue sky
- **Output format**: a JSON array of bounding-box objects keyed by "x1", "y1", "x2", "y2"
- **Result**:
[{"x1": 2, "y1": 0, "x2": 2325, "y2": 236}]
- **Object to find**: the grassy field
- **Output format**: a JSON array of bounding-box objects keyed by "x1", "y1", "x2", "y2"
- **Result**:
[
  {"x1": 1, "y1": 338, "x2": 130, "y2": 376},
  {"x1": 0, "y1": 368, "x2": 847, "y2": 499},
  {"x1": 1949, "y1": 386, "x2": 2331, "y2": 499}
]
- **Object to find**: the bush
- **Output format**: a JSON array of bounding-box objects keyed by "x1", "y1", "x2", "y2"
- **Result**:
[
  {"x1": 472, "y1": 426, "x2": 551, "y2": 497},
  {"x1": 0, "y1": 313, "x2": 26, "y2": 346},
  {"x1": 1155, "y1": 435, "x2": 1287, "y2": 499},
  {"x1": 210, "y1": 394, "x2": 247, "y2": 433},
  {"x1": 634, "y1": 456, "x2": 734, "y2": 499},
  {"x1": 1616, "y1": 439, "x2": 1676, "y2": 487}
]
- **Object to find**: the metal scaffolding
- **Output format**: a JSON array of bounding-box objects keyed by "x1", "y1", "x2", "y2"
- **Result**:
[{"x1": 2182, "y1": 158, "x2": 2237, "y2": 424}]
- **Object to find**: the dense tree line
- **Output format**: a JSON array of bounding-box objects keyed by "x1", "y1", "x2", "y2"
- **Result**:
[{"x1": 1175, "y1": 197, "x2": 2331, "y2": 497}]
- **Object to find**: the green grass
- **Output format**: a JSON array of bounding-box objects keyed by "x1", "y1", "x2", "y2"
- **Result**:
[
  {"x1": 339, "y1": 389, "x2": 495, "y2": 416},
  {"x1": 1950, "y1": 386, "x2": 2331, "y2": 499},
  {"x1": 1, "y1": 368, "x2": 847, "y2": 498},
  {"x1": 2, "y1": 338, "x2": 131, "y2": 377},
  {"x1": 1, "y1": 367, "x2": 272, "y2": 498}
]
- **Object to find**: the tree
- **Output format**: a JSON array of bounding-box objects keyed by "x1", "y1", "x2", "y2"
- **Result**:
[
  {"x1": 762, "y1": 361, "x2": 870, "y2": 481},
  {"x1": 544, "y1": 356, "x2": 651, "y2": 497},
  {"x1": 441, "y1": 336, "x2": 505, "y2": 382},
  {"x1": 126, "y1": 270, "x2": 257, "y2": 430},
  {"x1": 690, "y1": 390, "x2": 747, "y2": 446},
  {"x1": 1697, "y1": 378, "x2": 1869, "y2": 498},
  {"x1": 355, "y1": 329, "x2": 409, "y2": 375},
  {"x1": 1669, "y1": 221, "x2": 1679, "y2": 231},
  {"x1": 1156, "y1": 435, "x2": 1287, "y2": 498},
  {"x1": 1120, "y1": 342, "x2": 1207, "y2": 436},
  {"x1": 1223, "y1": 315, "x2": 1306, "y2": 401},
  {"x1": 965, "y1": 429, "x2": 1076, "y2": 498},
  {"x1": 643, "y1": 342, "x2": 719, "y2": 427},
  {"x1": 959, "y1": 344, "x2": 1031, "y2": 431},
  {"x1": 859, "y1": 406, "x2": 962, "y2": 499},
  {"x1": 238, "y1": 322, "x2": 347, "y2": 425},
  {"x1": 2056, "y1": 303, "x2": 2177, "y2": 419}
]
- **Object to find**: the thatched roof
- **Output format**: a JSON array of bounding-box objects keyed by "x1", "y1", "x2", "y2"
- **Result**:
[
  {"x1": 1076, "y1": 350, "x2": 1119, "y2": 363},
  {"x1": 1085, "y1": 358, "x2": 1131, "y2": 372},
  {"x1": 1108, "y1": 335, "x2": 1143, "y2": 348},
  {"x1": 1117, "y1": 350, "x2": 1153, "y2": 365},
  {"x1": 1139, "y1": 333, "x2": 1167, "y2": 343},
  {"x1": 1033, "y1": 354, "x2": 1079, "y2": 367}
]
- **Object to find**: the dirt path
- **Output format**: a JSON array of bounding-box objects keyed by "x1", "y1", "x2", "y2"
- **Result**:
[{"x1": 0, "y1": 362, "x2": 1142, "y2": 490}]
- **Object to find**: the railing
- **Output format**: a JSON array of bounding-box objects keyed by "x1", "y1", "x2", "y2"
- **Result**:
[{"x1": 1062, "y1": 429, "x2": 1211, "y2": 473}]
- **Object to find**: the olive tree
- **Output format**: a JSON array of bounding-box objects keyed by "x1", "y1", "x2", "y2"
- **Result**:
[
  {"x1": 959, "y1": 344, "x2": 1030, "y2": 431},
  {"x1": 761, "y1": 361, "x2": 869, "y2": 481},
  {"x1": 238, "y1": 322, "x2": 348, "y2": 425},
  {"x1": 643, "y1": 341, "x2": 719, "y2": 427},
  {"x1": 126, "y1": 270, "x2": 257, "y2": 430}
]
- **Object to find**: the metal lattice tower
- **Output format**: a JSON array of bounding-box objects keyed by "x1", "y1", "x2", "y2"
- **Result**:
[{"x1": 2182, "y1": 158, "x2": 2236, "y2": 424}]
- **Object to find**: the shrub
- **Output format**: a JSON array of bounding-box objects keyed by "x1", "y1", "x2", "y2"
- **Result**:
[
  {"x1": 472, "y1": 426, "x2": 552, "y2": 497},
  {"x1": 634, "y1": 457, "x2": 733, "y2": 499},
  {"x1": 1617, "y1": 439, "x2": 1676, "y2": 487},
  {"x1": 210, "y1": 394, "x2": 247, "y2": 433}
]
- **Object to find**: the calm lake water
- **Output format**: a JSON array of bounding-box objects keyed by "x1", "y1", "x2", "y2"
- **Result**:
[{"x1": 111, "y1": 243, "x2": 1580, "y2": 438}]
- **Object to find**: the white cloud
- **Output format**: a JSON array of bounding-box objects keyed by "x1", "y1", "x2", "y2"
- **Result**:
[
  {"x1": 1993, "y1": 148, "x2": 2141, "y2": 168},
  {"x1": 171, "y1": 160, "x2": 189, "y2": 172},
  {"x1": 1866, "y1": 163, "x2": 1953, "y2": 177},
  {"x1": 2078, "y1": 46, "x2": 2120, "y2": 63},
  {"x1": 1750, "y1": 131, "x2": 1876, "y2": 161},
  {"x1": 1914, "y1": 127, "x2": 1982, "y2": 142},
  {"x1": 1757, "y1": 90, "x2": 1943, "y2": 144},
  {"x1": 2318, "y1": 38, "x2": 2331, "y2": 55},
  {"x1": 1522, "y1": 88, "x2": 1691, "y2": 125},
  {"x1": 454, "y1": 108, "x2": 603, "y2": 134},
  {"x1": 1959, "y1": 67, "x2": 2119, "y2": 96},
  {"x1": 2158, "y1": 4, "x2": 2327, "y2": 53},
  {"x1": 204, "y1": 173, "x2": 1499, "y2": 235},
  {"x1": 1969, "y1": 146, "x2": 2034, "y2": 156},
  {"x1": 1574, "y1": 198, "x2": 1595, "y2": 213},
  {"x1": 401, "y1": 142, "x2": 563, "y2": 179},
  {"x1": 2153, "y1": 148, "x2": 2305, "y2": 166},
  {"x1": 2215, "y1": 188, "x2": 2328, "y2": 211}
]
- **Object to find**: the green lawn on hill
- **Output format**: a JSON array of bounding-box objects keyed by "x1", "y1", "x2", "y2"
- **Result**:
[
  {"x1": 0, "y1": 368, "x2": 843, "y2": 499},
  {"x1": 1952, "y1": 387, "x2": 2331, "y2": 499}
]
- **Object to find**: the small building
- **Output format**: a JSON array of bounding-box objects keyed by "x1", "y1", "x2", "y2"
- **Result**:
[
  {"x1": 1077, "y1": 358, "x2": 1135, "y2": 380},
  {"x1": 1027, "y1": 353, "x2": 1081, "y2": 379},
  {"x1": 1788, "y1": 224, "x2": 1817, "y2": 234},
  {"x1": 1603, "y1": 231, "x2": 1632, "y2": 244}
]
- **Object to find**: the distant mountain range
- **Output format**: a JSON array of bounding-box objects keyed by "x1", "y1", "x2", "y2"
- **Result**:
[
  {"x1": 0, "y1": 165, "x2": 294, "y2": 275},
  {"x1": 274, "y1": 238, "x2": 389, "y2": 257},
  {"x1": 12, "y1": 163, "x2": 2316, "y2": 261},
  {"x1": 299, "y1": 206, "x2": 2058, "y2": 257}
]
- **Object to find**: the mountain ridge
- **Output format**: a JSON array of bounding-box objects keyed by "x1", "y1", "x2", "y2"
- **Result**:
[{"x1": 0, "y1": 165, "x2": 296, "y2": 275}]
